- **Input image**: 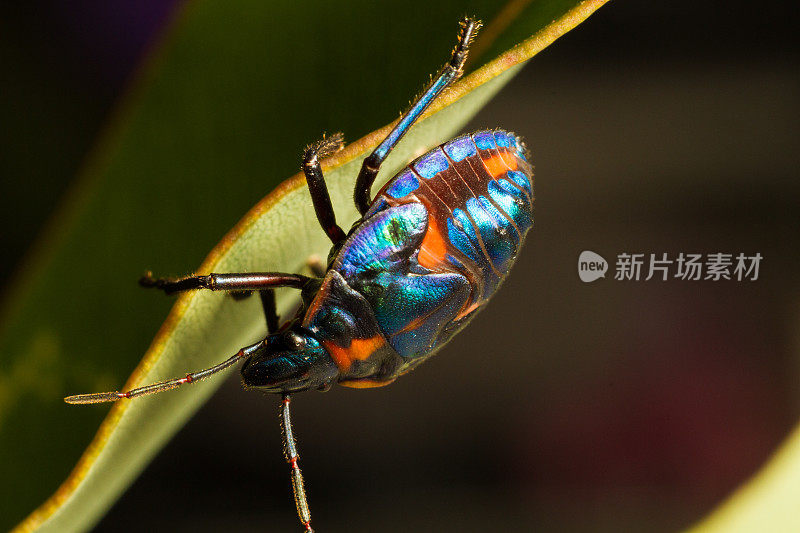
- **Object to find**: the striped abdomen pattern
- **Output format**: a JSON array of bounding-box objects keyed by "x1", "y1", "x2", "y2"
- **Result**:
[
  {"x1": 309, "y1": 129, "x2": 533, "y2": 376},
  {"x1": 370, "y1": 129, "x2": 533, "y2": 303}
]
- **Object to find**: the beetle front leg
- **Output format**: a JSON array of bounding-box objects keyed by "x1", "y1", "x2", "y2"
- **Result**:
[
  {"x1": 259, "y1": 289, "x2": 280, "y2": 334},
  {"x1": 303, "y1": 133, "x2": 347, "y2": 244}
]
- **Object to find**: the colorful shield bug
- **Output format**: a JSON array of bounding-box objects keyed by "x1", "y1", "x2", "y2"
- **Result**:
[{"x1": 66, "y1": 17, "x2": 533, "y2": 532}]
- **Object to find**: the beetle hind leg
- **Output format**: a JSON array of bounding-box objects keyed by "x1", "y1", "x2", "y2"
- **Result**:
[{"x1": 353, "y1": 17, "x2": 482, "y2": 215}]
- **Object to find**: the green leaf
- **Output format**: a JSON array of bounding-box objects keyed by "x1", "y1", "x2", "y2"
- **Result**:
[{"x1": 4, "y1": 1, "x2": 609, "y2": 531}]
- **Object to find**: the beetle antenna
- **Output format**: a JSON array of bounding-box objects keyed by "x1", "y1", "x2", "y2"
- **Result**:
[
  {"x1": 64, "y1": 340, "x2": 266, "y2": 404},
  {"x1": 281, "y1": 393, "x2": 314, "y2": 532}
]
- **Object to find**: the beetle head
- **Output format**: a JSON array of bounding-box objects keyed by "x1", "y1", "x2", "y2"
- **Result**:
[{"x1": 241, "y1": 325, "x2": 338, "y2": 393}]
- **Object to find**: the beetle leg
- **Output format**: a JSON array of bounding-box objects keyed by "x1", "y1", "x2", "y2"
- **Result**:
[
  {"x1": 281, "y1": 393, "x2": 314, "y2": 532},
  {"x1": 303, "y1": 132, "x2": 347, "y2": 244},
  {"x1": 353, "y1": 17, "x2": 482, "y2": 215},
  {"x1": 305, "y1": 254, "x2": 327, "y2": 278},
  {"x1": 259, "y1": 289, "x2": 280, "y2": 334},
  {"x1": 139, "y1": 271, "x2": 311, "y2": 295}
]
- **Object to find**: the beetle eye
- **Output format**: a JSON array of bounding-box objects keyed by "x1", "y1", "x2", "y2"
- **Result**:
[{"x1": 284, "y1": 332, "x2": 306, "y2": 350}]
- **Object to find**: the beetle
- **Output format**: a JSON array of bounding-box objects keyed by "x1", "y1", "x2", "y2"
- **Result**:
[{"x1": 66, "y1": 17, "x2": 533, "y2": 532}]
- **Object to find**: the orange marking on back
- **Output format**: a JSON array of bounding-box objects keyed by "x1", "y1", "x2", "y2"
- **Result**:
[
  {"x1": 455, "y1": 300, "x2": 481, "y2": 321},
  {"x1": 499, "y1": 147, "x2": 519, "y2": 170},
  {"x1": 482, "y1": 153, "x2": 516, "y2": 178},
  {"x1": 323, "y1": 335, "x2": 385, "y2": 372},
  {"x1": 417, "y1": 214, "x2": 448, "y2": 270},
  {"x1": 339, "y1": 377, "x2": 396, "y2": 389},
  {"x1": 324, "y1": 342, "x2": 351, "y2": 371},
  {"x1": 394, "y1": 316, "x2": 426, "y2": 336}
]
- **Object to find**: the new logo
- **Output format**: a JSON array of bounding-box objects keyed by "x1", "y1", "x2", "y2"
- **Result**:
[{"x1": 578, "y1": 250, "x2": 608, "y2": 282}]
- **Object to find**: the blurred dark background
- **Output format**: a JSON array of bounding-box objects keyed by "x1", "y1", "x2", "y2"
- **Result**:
[{"x1": 2, "y1": 1, "x2": 799, "y2": 531}]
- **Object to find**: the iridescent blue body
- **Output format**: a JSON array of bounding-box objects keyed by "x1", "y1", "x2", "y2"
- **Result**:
[{"x1": 297, "y1": 129, "x2": 534, "y2": 388}]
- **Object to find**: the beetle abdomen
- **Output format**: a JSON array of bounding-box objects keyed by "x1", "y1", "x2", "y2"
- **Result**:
[
  {"x1": 308, "y1": 130, "x2": 533, "y2": 381},
  {"x1": 369, "y1": 129, "x2": 534, "y2": 304}
]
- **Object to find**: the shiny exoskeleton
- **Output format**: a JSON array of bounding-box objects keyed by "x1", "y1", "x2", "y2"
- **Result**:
[
  {"x1": 65, "y1": 18, "x2": 533, "y2": 532},
  {"x1": 297, "y1": 130, "x2": 533, "y2": 390}
]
